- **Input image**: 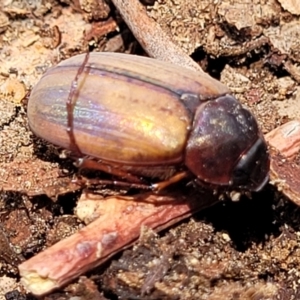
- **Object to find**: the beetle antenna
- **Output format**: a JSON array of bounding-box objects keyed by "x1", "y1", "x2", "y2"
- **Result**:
[{"x1": 66, "y1": 52, "x2": 90, "y2": 156}]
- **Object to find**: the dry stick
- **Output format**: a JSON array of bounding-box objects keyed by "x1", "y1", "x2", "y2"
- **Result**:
[
  {"x1": 19, "y1": 190, "x2": 217, "y2": 296},
  {"x1": 111, "y1": 0, "x2": 205, "y2": 74}
]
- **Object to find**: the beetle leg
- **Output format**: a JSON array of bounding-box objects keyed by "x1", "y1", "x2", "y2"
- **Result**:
[
  {"x1": 76, "y1": 158, "x2": 190, "y2": 191},
  {"x1": 151, "y1": 171, "x2": 189, "y2": 191},
  {"x1": 75, "y1": 157, "x2": 146, "y2": 184},
  {"x1": 73, "y1": 160, "x2": 189, "y2": 192},
  {"x1": 72, "y1": 173, "x2": 190, "y2": 198},
  {"x1": 72, "y1": 177, "x2": 153, "y2": 190}
]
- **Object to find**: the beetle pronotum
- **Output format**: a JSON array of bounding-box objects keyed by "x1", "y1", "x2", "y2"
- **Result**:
[{"x1": 27, "y1": 52, "x2": 270, "y2": 192}]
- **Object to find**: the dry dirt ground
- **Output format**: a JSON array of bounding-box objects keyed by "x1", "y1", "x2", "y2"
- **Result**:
[{"x1": 1, "y1": 0, "x2": 300, "y2": 299}]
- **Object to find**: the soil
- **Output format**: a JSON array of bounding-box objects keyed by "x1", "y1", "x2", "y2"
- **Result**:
[{"x1": 0, "y1": 0, "x2": 300, "y2": 299}]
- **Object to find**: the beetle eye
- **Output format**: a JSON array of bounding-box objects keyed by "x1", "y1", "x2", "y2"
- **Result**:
[
  {"x1": 232, "y1": 137, "x2": 270, "y2": 191},
  {"x1": 185, "y1": 94, "x2": 269, "y2": 191}
]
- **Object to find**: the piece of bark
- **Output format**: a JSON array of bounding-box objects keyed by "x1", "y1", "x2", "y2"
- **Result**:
[
  {"x1": 266, "y1": 120, "x2": 300, "y2": 205},
  {"x1": 18, "y1": 188, "x2": 217, "y2": 296},
  {"x1": 266, "y1": 120, "x2": 300, "y2": 159},
  {"x1": 269, "y1": 149, "x2": 300, "y2": 204}
]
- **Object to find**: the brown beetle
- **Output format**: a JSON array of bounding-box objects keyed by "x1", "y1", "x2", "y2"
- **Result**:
[{"x1": 27, "y1": 52, "x2": 269, "y2": 191}]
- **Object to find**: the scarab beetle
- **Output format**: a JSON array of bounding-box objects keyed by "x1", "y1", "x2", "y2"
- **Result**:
[{"x1": 27, "y1": 52, "x2": 269, "y2": 191}]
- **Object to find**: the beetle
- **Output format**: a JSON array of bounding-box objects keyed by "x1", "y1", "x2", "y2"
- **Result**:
[{"x1": 27, "y1": 52, "x2": 270, "y2": 192}]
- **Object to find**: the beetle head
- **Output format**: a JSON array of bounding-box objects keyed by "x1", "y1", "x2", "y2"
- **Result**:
[{"x1": 185, "y1": 95, "x2": 269, "y2": 191}]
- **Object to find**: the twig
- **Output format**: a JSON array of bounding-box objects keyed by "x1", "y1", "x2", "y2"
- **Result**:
[
  {"x1": 111, "y1": 0, "x2": 205, "y2": 73},
  {"x1": 19, "y1": 189, "x2": 217, "y2": 295}
]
